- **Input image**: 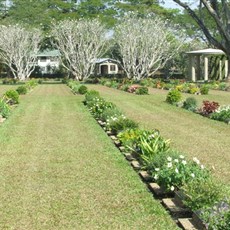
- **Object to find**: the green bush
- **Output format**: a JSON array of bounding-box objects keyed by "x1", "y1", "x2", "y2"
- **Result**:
[
  {"x1": 106, "y1": 115, "x2": 138, "y2": 134},
  {"x1": 136, "y1": 86, "x2": 149, "y2": 95},
  {"x1": 100, "y1": 107, "x2": 122, "y2": 122},
  {"x1": 16, "y1": 85, "x2": 27, "y2": 95},
  {"x1": 183, "y1": 97, "x2": 198, "y2": 112},
  {"x1": 25, "y1": 79, "x2": 38, "y2": 90},
  {"x1": 84, "y1": 90, "x2": 100, "y2": 104},
  {"x1": 4, "y1": 90, "x2": 19, "y2": 104},
  {"x1": 181, "y1": 178, "x2": 224, "y2": 211},
  {"x1": 0, "y1": 100, "x2": 10, "y2": 118},
  {"x1": 78, "y1": 85, "x2": 88, "y2": 94},
  {"x1": 166, "y1": 89, "x2": 182, "y2": 104},
  {"x1": 200, "y1": 85, "x2": 209, "y2": 95},
  {"x1": 210, "y1": 105, "x2": 230, "y2": 123}
]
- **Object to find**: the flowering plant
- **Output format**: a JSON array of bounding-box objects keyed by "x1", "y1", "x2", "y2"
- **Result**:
[
  {"x1": 106, "y1": 114, "x2": 138, "y2": 134},
  {"x1": 210, "y1": 105, "x2": 230, "y2": 123},
  {"x1": 199, "y1": 100, "x2": 219, "y2": 116},
  {"x1": 153, "y1": 155, "x2": 209, "y2": 192}
]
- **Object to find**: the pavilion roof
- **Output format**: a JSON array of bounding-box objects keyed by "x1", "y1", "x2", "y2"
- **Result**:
[{"x1": 187, "y1": 48, "x2": 225, "y2": 55}]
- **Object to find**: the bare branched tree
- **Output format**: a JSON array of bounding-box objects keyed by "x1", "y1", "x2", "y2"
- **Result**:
[
  {"x1": 114, "y1": 15, "x2": 185, "y2": 80},
  {"x1": 172, "y1": 0, "x2": 230, "y2": 80},
  {"x1": 0, "y1": 25, "x2": 42, "y2": 80},
  {"x1": 51, "y1": 19, "x2": 108, "y2": 81}
]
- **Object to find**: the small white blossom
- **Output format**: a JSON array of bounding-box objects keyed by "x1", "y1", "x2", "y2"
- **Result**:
[
  {"x1": 167, "y1": 157, "x2": 172, "y2": 161},
  {"x1": 167, "y1": 162, "x2": 172, "y2": 168},
  {"x1": 182, "y1": 160, "x2": 187, "y2": 165},
  {"x1": 179, "y1": 155, "x2": 185, "y2": 159},
  {"x1": 155, "y1": 168, "x2": 160, "y2": 172},
  {"x1": 174, "y1": 159, "x2": 179, "y2": 163},
  {"x1": 191, "y1": 173, "x2": 195, "y2": 178},
  {"x1": 154, "y1": 174, "x2": 158, "y2": 180},
  {"x1": 170, "y1": 186, "x2": 175, "y2": 191},
  {"x1": 201, "y1": 165, "x2": 204, "y2": 169},
  {"x1": 175, "y1": 168, "x2": 179, "y2": 173},
  {"x1": 193, "y1": 157, "x2": 200, "y2": 165}
]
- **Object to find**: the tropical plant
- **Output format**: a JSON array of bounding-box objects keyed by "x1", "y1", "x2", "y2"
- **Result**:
[
  {"x1": 3, "y1": 90, "x2": 19, "y2": 104},
  {"x1": 166, "y1": 89, "x2": 182, "y2": 105},
  {"x1": 16, "y1": 85, "x2": 27, "y2": 95},
  {"x1": 182, "y1": 97, "x2": 198, "y2": 112},
  {"x1": 0, "y1": 100, "x2": 10, "y2": 118}
]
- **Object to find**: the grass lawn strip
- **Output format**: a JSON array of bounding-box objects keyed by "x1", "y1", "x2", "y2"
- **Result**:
[
  {"x1": 0, "y1": 85, "x2": 17, "y2": 96},
  {"x1": 0, "y1": 84, "x2": 177, "y2": 229},
  {"x1": 87, "y1": 84, "x2": 230, "y2": 185}
]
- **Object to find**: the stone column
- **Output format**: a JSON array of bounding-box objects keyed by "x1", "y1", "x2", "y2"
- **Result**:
[
  {"x1": 189, "y1": 55, "x2": 196, "y2": 82},
  {"x1": 225, "y1": 60, "x2": 228, "y2": 79}
]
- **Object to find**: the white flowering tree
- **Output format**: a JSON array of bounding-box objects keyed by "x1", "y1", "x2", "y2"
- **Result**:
[
  {"x1": 0, "y1": 25, "x2": 42, "y2": 80},
  {"x1": 51, "y1": 19, "x2": 108, "y2": 81},
  {"x1": 114, "y1": 16, "x2": 185, "y2": 80}
]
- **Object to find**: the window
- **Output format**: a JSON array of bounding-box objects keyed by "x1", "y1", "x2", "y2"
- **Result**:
[{"x1": 110, "y1": 65, "x2": 116, "y2": 71}]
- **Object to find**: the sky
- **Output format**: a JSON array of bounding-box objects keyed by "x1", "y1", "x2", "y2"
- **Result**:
[{"x1": 161, "y1": 0, "x2": 199, "y2": 10}]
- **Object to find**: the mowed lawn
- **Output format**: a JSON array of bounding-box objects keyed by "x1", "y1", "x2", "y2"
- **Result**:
[
  {"x1": 0, "y1": 84, "x2": 177, "y2": 229},
  {"x1": 87, "y1": 85, "x2": 230, "y2": 185},
  {"x1": 0, "y1": 85, "x2": 17, "y2": 96}
]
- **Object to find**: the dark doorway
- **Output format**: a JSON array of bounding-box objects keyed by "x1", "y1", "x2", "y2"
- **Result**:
[{"x1": 101, "y1": 65, "x2": 108, "y2": 74}]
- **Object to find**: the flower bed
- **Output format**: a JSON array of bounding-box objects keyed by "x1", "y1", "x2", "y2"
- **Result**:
[{"x1": 82, "y1": 89, "x2": 230, "y2": 229}]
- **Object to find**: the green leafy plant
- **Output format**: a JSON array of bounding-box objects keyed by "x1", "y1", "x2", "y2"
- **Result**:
[
  {"x1": 0, "y1": 100, "x2": 11, "y2": 118},
  {"x1": 200, "y1": 85, "x2": 209, "y2": 95},
  {"x1": 84, "y1": 90, "x2": 100, "y2": 104},
  {"x1": 136, "y1": 86, "x2": 149, "y2": 95},
  {"x1": 181, "y1": 178, "x2": 223, "y2": 211},
  {"x1": 166, "y1": 89, "x2": 182, "y2": 104},
  {"x1": 210, "y1": 105, "x2": 230, "y2": 123},
  {"x1": 78, "y1": 85, "x2": 88, "y2": 94},
  {"x1": 154, "y1": 156, "x2": 210, "y2": 192},
  {"x1": 100, "y1": 107, "x2": 122, "y2": 122},
  {"x1": 106, "y1": 115, "x2": 138, "y2": 134},
  {"x1": 16, "y1": 85, "x2": 28, "y2": 95},
  {"x1": 182, "y1": 97, "x2": 198, "y2": 112},
  {"x1": 3, "y1": 90, "x2": 19, "y2": 104}
]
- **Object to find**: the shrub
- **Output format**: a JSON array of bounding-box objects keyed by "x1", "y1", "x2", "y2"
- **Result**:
[
  {"x1": 219, "y1": 82, "x2": 227, "y2": 91},
  {"x1": 136, "y1": 86, "x2": 149, "y2": 95},
  {"x1": 78, "y1": 85, "x2": 88, "y2": 94},
  {"x1": 166, "y1": 89, "x2": 182, "y2": 105},
  {"x1": 0, "y1": 100, "x2": 10, "y2": 118},
  {"x1": 200, "y1": 85, "x2": 209, "y2": 95},
  {"x1": 199, "y1": 201, "x2": 230, "y2": 230},
  {"x1": 154, "y1": 156, "x2": 210, "y2": 192},
  {"x1": 188, "y1": 87, "x2": 200, "y2": 94},
  {"x1": 127, "y1": 85, "x2": 140, "y2": 93},
  {"x1": 84, "y1": 90, "x2": 100, "y2": 104},
  {"x1": 25, "y1": 79, "x2": 38, "y2": 90},
  {"x1": 4, "y1": 90, "x2": 19, "y2": 104},
  {"x1": 181, "y1": 178, "x2": 224, "y2": 211},
  {"x1": 106, "y1": 115, "x2": 138, "y2": 134},
  {"x1": 199, "y1": 100, "x2": 219, "y2": 116},
  {"x1": 183, "y1": 97, "x2": 198, "y2": 112},
  {"x1": 16, "y1": 85, "x2": 27, "y2": 95},
  {"x1": 100, "y1": 107, "x2": 122, "y2": 122},
  {"x1": 210, "y1": 105, "x2": 230, "y2": 123}
]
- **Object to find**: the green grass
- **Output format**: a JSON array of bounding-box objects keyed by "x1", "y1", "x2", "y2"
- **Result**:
[
  {"x1": 0, "y1": 85, "x2": 17, "y2": 96},
  {"x1": 87, "y1": 85, "x2": 230, "y2": 185},
  {"x1": 0, "y1": 84, "x2": 177, "y2": 229}
]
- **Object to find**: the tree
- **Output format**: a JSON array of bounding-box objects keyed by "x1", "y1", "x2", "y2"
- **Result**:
[
  {"x1": 51, "y1": 19, "x2": 108, "y2": 80},
  {"x1": 172, "y1": 0, "x2": 230, "y2": 80},
  {"x1": 0, "y1": 24, "x2": 42, "y2": 80},
  {"x1": 114, "y1": 15, "x2": 185, "y2": 80}
]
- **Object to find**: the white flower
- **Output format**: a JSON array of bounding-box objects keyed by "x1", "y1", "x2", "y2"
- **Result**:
[
  {"x1": 167, "y1": 162, "x2": 172, "y2": 168},
  {"x1": 154, "y1": 174, "x2": 158, "y2": 180},
  {"x1": 170, "y1": 186, "x2": 175, "y2": 191},
  {"x1": 201, "y1": 165, "x2": 204, "y2": 169},
  {"x1": 179, "y1": 155, "x2": 185, "y2": 159},
  {"x1": 191, "y1": 173, "x2": 195, "y2": 178},
  {"x1": 175, "y1": 168, "x2": 179, "y2": 173},
  {"x1": 193, "y1": 157, "x2": 200, "y2": 165},
  {"x1": 155, "y1": 168, "x2": 160, "y2": 172},
  {"x1": 174, "y1": 159, "x2": 179, "y2": 163},
  {"x1": 182, "y1": 160, "x2": 187, "y2": 165},
  {"x1": 167, "y1": 157, "x2": 172, "y2": 161}
]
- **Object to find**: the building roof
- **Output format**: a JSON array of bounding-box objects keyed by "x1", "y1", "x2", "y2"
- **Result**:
[
  {"x1": 37, "y1": 49, "x2": 61, "y2": 57},
  {"x1": 94, "y1": 58, "x2": 119, "y2": 64},
  {"x1": 187, "y1": 48, "x2": 225, "y2": 55}
]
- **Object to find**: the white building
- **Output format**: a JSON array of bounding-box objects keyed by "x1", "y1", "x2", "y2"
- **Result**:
[{"x1": 36, "y1": 49, "x2": 61, "y2": 74}]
